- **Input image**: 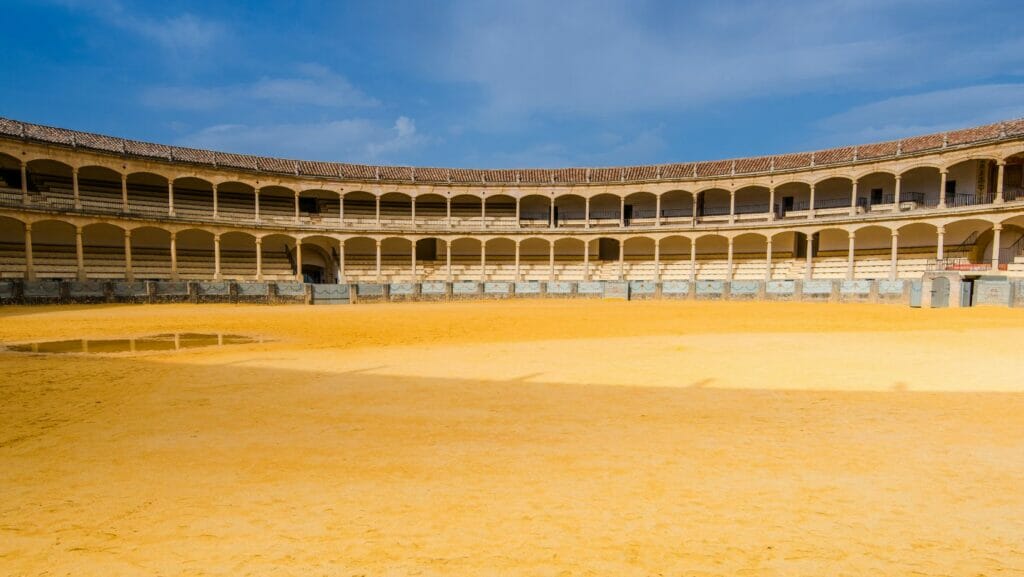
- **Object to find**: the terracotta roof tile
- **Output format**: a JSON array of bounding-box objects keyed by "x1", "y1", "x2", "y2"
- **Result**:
[
  {"x1": 1005, "y1": 118, "x2": 1024, "y2": 137},
  {"x1": 518, "y1": 168, "x2": 551, "y2": 183},
  {"x1": 734, "y1": 156, "x2": 772, "y2": 174},
  {"x1": 661, "y1": 163, "x2": 695, "y2": 179},
  {"x1": 486, "y1": 169, "x2": 517, "y2": 183},
  {"x1": 24, "y1": 124, "x2": 76, "y2": 145},
  {"x1": 215, "y1": 152, "x2": 257, "y2": 170},
  {"x1": 256, "y1": 156, "x2": 295, "y2": 173},
  {"x1": 589, "y1": 167, "x2": 622, "y2": 182},
  {"x1": 340, "y1": 163, "x2": 377, "y2": 179},
  {"x1": 856, "y1": 140, "x2": 898, "y2": 159},
  {"x1": 298, "y1": 160, "x2": 341, "y2": 177},
  {"x1": 773, "y1": 153, "x2": 811, "y2": 171},
  {"x1": 123, "y1": 139, "x2": 172, "y2": 159},
  {"x1": 74, "y1": 131, "x2": 123, "y2": 153},
  {"x1": 623, "y1": 165, "x2": 658, "y2": 180},
  {"x1": 555, "y1": 168, "x2": 587, "y2": 182},
  {"x1": 415, "y1": 167, "x2": 449, "y2": 183},
  {"x1": 813, "y1": 146, "x2": 855, "y2": 165},
  {"x1": 695, "y1": 160, "x2": 731, "y2": 177},
  {"x1": 900, "y1": 133, "x2": 944, "y2": 153},
  {"x1": 947, "y1": 122, "x2": 1002, "y2": 145},
  {"x1": 449, "y1": 168, "x2": 481, "y2": 183},
  {"x1": 171, "y1": 146, "x2": 216, "y2": 164},
  {"x1": 378, "y1": 165, "x2": 412, "y2": 180},
  {"x1": 0, "y1": 118, "x2": 23, "y2": 137}
]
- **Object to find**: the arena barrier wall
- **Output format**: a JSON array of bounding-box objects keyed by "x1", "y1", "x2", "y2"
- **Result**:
[{"x1": 0, "y1": 278, "x2": 1008, "y2": 307}]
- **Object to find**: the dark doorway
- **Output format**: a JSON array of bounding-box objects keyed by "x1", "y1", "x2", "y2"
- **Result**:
[
  {"x1": 960, "y1": 277, "x2": 974, "y2": 307},
  {"x1": 299, "y1": 197, "x2": 319, "y2": 214},
  {"x1": 623, "y1": 204, "x2": 633, "y2": 225},
  {"x1": 302, "y1": 265, "x2": 324, "y2": 284},
  {"x1": 871, "y1": 188, "x2": 883, "y2": 205},
  {"x1": 782, "y1": 196, "x2": 794, "y2": 216}
]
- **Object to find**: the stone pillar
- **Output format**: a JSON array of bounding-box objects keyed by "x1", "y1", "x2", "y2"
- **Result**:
[
  {"x1": 726, "y1": 237, "x2": 734, "y2": 281},
  {"x1": 411, "y1": 240, "x2": 417, "y2": 282},
  {"x1": 375, "y1": 239, "x2": 382, "y2": 281},
  {"x1": 337, "y1": 240, "x2": 345, "y2": 283},
  {"x1": 212, "y1": 183, "x2": 219, "y2": 219},
  {"x1": 847, "y1": 232, "x2": 856, "y2": 280},
  {"x1": 24, "y1": 223, "x2": 34, "y2": 281},
  {"x1": 255, "y1": 238, "x2": 263, "y2": 280},
  {"x1": 849, "y1": 180, "x2": 858, "y2": 216},
  {"x1": 768, "y1": 186, "x2": 776, "y2": 221},
  {"x1": 992, "y1": 224, "x2": 1002, "y2": 271},
  {"x1": 765, "y1": 238, "x2": 773, "y2": 280},
  {"x1": 936, "y1": 226, "x2": 945, "y2": 261},
  {"x1": 481, "y1": 197, "x2": 487, "y2": 229},
  {"x1": 996, "y1": 161, "x2": 1006, "y2": 203},
  {"x1": 550, "y1": 197, "x2": 556, "y2": 229},
  {"x1": 690, "y1": 239, "x2": 697, "y2": 282},
  {"x1": 296, "y1": 238, "x2": 304, "y2": 282},
  {"x1": 121, "y1": 173, "x2": 128, "y2": 212},
  {"x1": 804, "y1": 234, "x2": 813, "y2": 280},
  {"x1": 938, "y1": 171, "x2": 948, "y2": 208},
  {"x1": 583, "y1": 240, "x2": 590, "y2": 281},
  {"x1": 20, "y1": 161, "x2": 28, "y2": 205},
  {"x1": 619, "y1": 196, "x2": 625, "y2": 228},
  {"x1": 124, "y1": 229, "x2": 133, "y2": 281},
  {"x1": 168, "y1": 180, "x2": 175, "y2": 216},
  {"x1": 585, "y1": 197, "x2": 591, "y2": 229},
  {"x1": 480, "y1": 241, "x2": 487, "y2": 283},
  {"x1": 728, "y1": 189, "x2": 736, "y2": 224},
  {"x1": 338, "y1": 193, "x2": 345, "y2": 225},
  {"x1": 514, "y1": 240, "x2": 521, "y2": 282},
  {"x1": 655, "y1": 195, "x2": 662, "y2": 227},
  {"x1": 618, "y1": 239, "x2": 625, "y2": 280},
  {"x1": 889, "y1": 231, "x2": 899, "y2": 281},
  {"x1": 691, "y1": 193, "x2": 699, "y2": 226},
  {"x1": 72, "y1": 168, "x2": 81, "y2": 209},
  {"x1": 170, "y1": 232, "x2": 178, "y2": 280},
  {"x1": 255, "y1": 189, "x2": 261, "y2": 222},
  {"x1": 75, "y1": 226, "x2": 85, "y2": 280},
  {"x1": 548, "y1": 241, "x2": 555, "y2": 281},
  {"x1": 375, "y1": 195, "x2": 381, "y2": 226},
  {"x1": 294, "y1": 191, "x2": 300, "y2": 223},
  {"x1": 654, "y1": 239, "x2": 661, "y2": 281},
  {"x1": 808, "y1": 183, "x2": 816, "y2": 218},
  {"x1": 445, "y1": 240, "x2": 452, "y2": 281},
  {"x1": 515, "y1": 197, "x2": 521, "y2": 227},
  {"x1": 893, "y1": 175, "x2": 901, "y2": 209},
  {"x1": 214, "y1": 234, "x2": 222, "y2": 280},
  {"x1": 411, "y1": 196, "x2": 417, "y2": 226},
  {"x1": 446, "y1": 197, "x2": 452, "y2": 230}
]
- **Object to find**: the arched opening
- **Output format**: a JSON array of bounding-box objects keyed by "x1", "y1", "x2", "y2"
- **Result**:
[
  {"x1": 220, "y1": 231, "x2": 258, "y2": 280},
  {"x1": 380, "y1": 192, "x2": 412, "y2": 223},
  {"x1": 298, "y1": 189, "x2": 341, "y2": 225},
  {"x1": 776, "y1": 181, "x2": 811, "y2": 218},
  {"x1": 812, "y1": 177, "x2": 855, "y2": 214},
  {"x1": 126, "y1": 172, "x2": 171, "y2": 216},
  {"x1": 519, "y1": 237, "x2": 551, "y2": 281},
  {"x1": 732, "y1": 233, "x2": 768, "y2": 279},
  {"x1": 25, "y1": 159, "x2": 74, "y2": 208},
  {"x1": 856, "y1": 172, "x2": 898, "y2": 212},
  {"x1": 413, "y1": 194, "x2": 447, "y2": 228},
  {"x1": 217, "y1": 181, "x2": 256, "y2": 222},
  {"x1": 693, "y1": 234, "x2": 728, "y2": 279},
  {"x1": 519, "y1": 194, "x2": 551, "y2": 228},
  {"x1": 177, "y1": 228, "x2": 215, "y2": 279},
  {"x1": 77, "y1": 165, "x2": 125, "y2": 212},
  {"x1": 553, "y1": 238, "x2": 585, "y2": 280},
  {"x1": 173, "y1": 177, "x2": 214, "y2": 218},
  {"x1": 259, "y1": 234, "x2": 298, "y2": 280},
  {"x1": 622, "y1": 236, "x2": 655, "y2": 280},
  {"x1": 660, "y1": 190, "x2": 693, "y2": 223},
  {"x1": 659, "y1": 235, "x2": 692, "y2": 280},
  {"x1": 29, "y1": 219, "x2": 76, "y2": 279},
  {"x1": 342, "y1": 191, "x2": 376, "y2": 226},
  {"x1": 899, "y1": 167, "x2": 941, "y2": 208},
  {"x1": 130, "y1": 226, "x2": 172, "y2": 280},
  {"x1": 624, "y1": 192, "x2": 656, "y2": 226},
  {"x1": 588, "y1": 194, "x2": 621, "y2": 228},
  {"x1": 812, "y1": 228, "x2": 851, "y2": 279},
  {"x1": 1004, "y1": 152, "x2": 1024, "y2": 202},
  {"x1": 379, "y1": 236, "x2": 413, "y2": 282},
  {"x1": 0, "y1": 215, "x2": 26, "y2": 278},
  {"x1": 998, "y1": 215, "x2": 1024, "y2": 265},
  {"x1": 451, "y1": 194, "x2": 482, "y2": 229},
  {"x1": 484, "y1": 194, "x2": 517, "y2": 228},
  {"x1": 484, "y1": 237, "x2": 516, "y2": 280},
  {"x1": 300, "y1": 235, "x2": 341, "y2": 283},
  {"x1": 851, "y1": 225, "x2": 894, "y2": 279},
  {"x1": 945, "y1": 158, "x2": 998, "y2": 206},
  {"x1": 698, "y1": 188, "x2": 731, "y2": 221},
  {"x1": 585, "y1": 237, "x2": 620, "y2": 280},
  {"x1": 0, "y1": 152, "x2": 24, "y2": 204},
  {"x1": 450, "y1": 237, "x2": 482, "y2": 281},
  {"x1": 769, "y1": 231, "x2": 798, "y2": 279},
  {"x1": 342, "y1": 236, "x2": 376, "y2": 281},
  {"x1": 258, "y1": 185, "x2": 296, "y2": 224},
  {"x1": 553, "y1": 194, "x2": 586, "y2": 228},
  {"x1": 81, "y1": 223, "x2": 125, "y2": 279},
  {"x1": 734, "y1": 186, "x2": 771, "y2": 220}
]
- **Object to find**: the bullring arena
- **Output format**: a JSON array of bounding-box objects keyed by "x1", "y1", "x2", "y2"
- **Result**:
[{"x1": 3, "y1": 117, "x2": 1024, "y2": 575}]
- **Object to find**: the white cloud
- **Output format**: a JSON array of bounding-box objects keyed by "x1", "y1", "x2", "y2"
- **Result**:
[
  {"x1": 53, "y1": 0, "x2": 224, "y2": 53},
  {"x1": 178, "y1": 117, "x2": 430, "y2": 163},
  {"x1": 818, "y1": 84, "x2": 1024, "y2": 143}
]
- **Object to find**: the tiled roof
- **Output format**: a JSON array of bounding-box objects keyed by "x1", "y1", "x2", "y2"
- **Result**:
[{"x1": 0, "y1": 116, "x2": 1020, "y2": 184}]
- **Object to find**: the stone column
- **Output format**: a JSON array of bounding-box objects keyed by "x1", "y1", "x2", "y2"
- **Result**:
[
  {"x1": 214, "y1": 234, "x2": 221, "y2": 280},
  {"x1": 121, "y1": 173, "x2": 128, "y2": 212},
  {"x1": 72, "y1": 168, "x2": 81, "y2": 209},
  {"x1": 255, "y1": 189, "x2": 261, "y2": 222},
  {"x1": 411, "y1": 196, "x2": 417, "y2": 226},
  {"x1": 936, "y1": 227, "x2": 945, "y2": 261},
  {"x1": 619, "y1": 197, "x2": 625, "y2": 228},
  {"x1": 548, "y1": 241, "x2": 555, "y2": 281},
  {"x1": 585, "y1": 197, "x2": 591, "y2": 229},
  {"x1": 550, "y1": 197, "x2": 556, "y2": 229},
  {"x1": 515, "y1": 197, "x2": 521, "y2": 227},
  {"x1": 170, "y1": 232, "x2": 178, "y2": 280},
  {"x1": 296, "y1": 238, "x2": 304, "y2": 282},
  {"x1": 446, "y1": 197, "x2": 452, "y2": 230},
  {"x1": 938, "y1": 171, "x2": 948, "y2": 209},
  {"x1": 75, "y1": 226, "x2": 85, "y2": 280},
  {"x1": 689, "y1": 239, "x2": 697, "y2": 282},
  {"x1": 338, "y1": 192, "x2": 345, "y2": 225},
  {"x1": 655, "y1": 195, "x2": 662, "y2": 227},
  {"x1": 992, "y1": 224, "x2": 1002, "y2": 270},
  {"x1": 889, "y1": 231, "x2": 899, "y2": 280},
  {"x1": 255, "y1": 238, "x2": 263, "y2": 280},
  {"x1": 804, "y1": 234, "x2": 813, "y2": 280},
  {"x1": 337, "y1": 240, "x2": 345, "y2": 283},
  {"x1": 768, "y1": 186, "x2": 776, "y2": 221},
  {"x1": 481, "y1": 197, "x2": 487, "y2": 229},
  {"x1": 375, "y1": 195, "x2": 381, "y2": 227},
  {"x1": 375, "y1": 239, "x2": 382, "y2": 281},
  {"x1": 294, "y1": 191, "x2": 300, "y2": 223},
  {"x1": 691, "y1": 193, "x2": 699, "y2": 226},
  {"x1": 726, "y1": 237, "x2": 734, "y2": 281},
  {"x1": 808, "y1": 183, "x2": 816, "y2": 218},
  {"x1": 168, "y1": 180, "x2": 175, "y2": 216},
  {"x1": 410, "y1": 240, "x2": 417, "y2": 282},
  {"x1": 849, "y1": 180, "x2": 858, "y2": 216},
  {"x1": 996, "y1": 161, "x2": 1006, "y2": 203},
  {"x1": 618, "y1": 239, "x2": 625, "y2": 280},
  {"x1": 653, "y1": 239, "x2": 661, "y2": 281},
  {"x1": 445, "y1": 240, "x2": 452, "y2": 281},
  {"x1": 893, "y1": 175, "x2": 901, "y2": 209},
  {"x1": 480, "y1": 241, "x2": 487, "y2": 283},
  {"x1": 212, "y1": 183, "x2": 219, "y2": 219},
  {"x1": 24, "y1": 223, "x2": 34, "y2": 281},
  {"x1": 514, "y1": 240, "x2": 521, "y2": 282},
  {"x1": 765, "y1": 238, "x2": 773, "y2": 280},
  {"x1": 583, "y1": 240, "x2": 590, "y2": 281},
  {"x1": 20, "y1": 161, "x2": 28, "y2": 205},
  {"x1": 728, "y1": 189, "x2": 736, "y2": 224},
  {"x1": 124, "y1": 229, "x2": 133, "y2": 281},
  {"x1": 847, "y1": 232, "x2": 856, "y2": 280}
]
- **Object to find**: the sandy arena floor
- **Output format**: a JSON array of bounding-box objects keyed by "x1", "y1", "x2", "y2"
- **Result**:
[{"x1": 2, "y1": 300, "x2": 1024, "y2": 576}]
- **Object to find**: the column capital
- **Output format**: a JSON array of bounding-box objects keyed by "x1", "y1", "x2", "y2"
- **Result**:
[
  {"x1": 993, "y1": 223, "x2": 1003, "y2": 231},
  {"x1": 255, "y1": 237, "x2": 262, "y2": 245},
  {"x1": 891, "y1": 230, "x2": 900, "y2": 238},
  {"x1": 24, "y1": 222, "x2": 32, "y2": 232},
  {"x1": 997, "y1": 159, "x2": 1007, "y2": 166},
  {"x1": 124, "y1": 229, "x2": 132, "y2": 238},
  {"x1": 894, "y1": 174, "x2": 901, "y2": 181},
  {"x1": 848, "y1": 232, "x2": 856, "y2": 240},
  {"x1": 72, "y1": 167, "x2": 79, "y2": 175},
  {"x1": 214, "y1": 233, "x2": 221, "y2": 242},
  {"x1": 170, "y1": 231, "x2": 177, "y2": 240}
]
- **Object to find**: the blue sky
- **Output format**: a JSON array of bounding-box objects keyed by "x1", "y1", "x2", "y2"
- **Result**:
[{"x1": 3, "y1": 0, "x2": 1023, "y2": 168}]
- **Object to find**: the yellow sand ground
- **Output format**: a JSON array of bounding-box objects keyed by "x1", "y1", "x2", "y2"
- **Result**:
[{"x1": 1, "y1": 300, "x2": 1024, "y2": 576}]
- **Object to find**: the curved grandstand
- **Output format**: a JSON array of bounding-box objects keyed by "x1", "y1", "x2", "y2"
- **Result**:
[{"x1": 1, "y1": 116, "x2": 1023, "y2": 301}]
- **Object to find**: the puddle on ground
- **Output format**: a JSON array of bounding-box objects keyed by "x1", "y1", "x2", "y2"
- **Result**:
[{"x1": 3, "y1": 333, "x2": 264, "y2": 355}]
